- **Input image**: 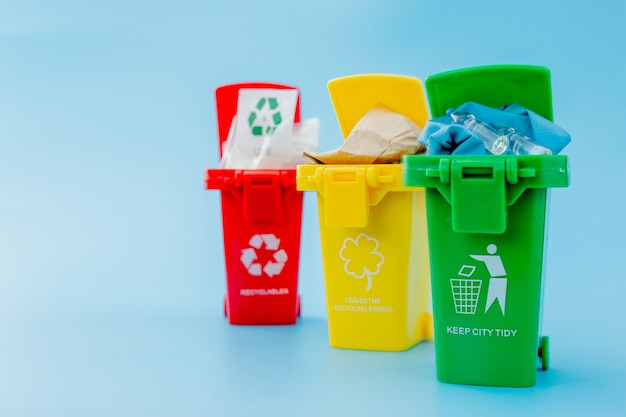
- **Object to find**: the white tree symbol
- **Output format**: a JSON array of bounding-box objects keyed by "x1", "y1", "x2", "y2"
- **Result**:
[{"x1": 339, "y1": 233, "x2": 384, "y2": 292}]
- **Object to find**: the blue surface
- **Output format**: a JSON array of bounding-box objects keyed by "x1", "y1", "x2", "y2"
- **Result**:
[{"x1": 1, "y1": 0, "x2": 625, "y2": 416}]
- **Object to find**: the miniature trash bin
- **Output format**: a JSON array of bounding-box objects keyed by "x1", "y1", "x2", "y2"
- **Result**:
[
  {"x1": 403, "y1": 65, "x2": 570, "y2": 386},
  {"x1": 205, "y1": 82, "x2": 303, "y2": 325},
  {"x1": 296, "y1": 74, "x2": 433, "y2": 351}
]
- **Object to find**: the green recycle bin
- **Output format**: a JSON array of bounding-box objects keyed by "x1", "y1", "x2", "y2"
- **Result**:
[{"x1": 403, "y1": 65, "x2": 570, "y2": 387}]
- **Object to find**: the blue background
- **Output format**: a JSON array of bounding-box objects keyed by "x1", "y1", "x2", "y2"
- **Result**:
[{"x1": 1, "y1": 0, "x2": 624, "y2": 416}]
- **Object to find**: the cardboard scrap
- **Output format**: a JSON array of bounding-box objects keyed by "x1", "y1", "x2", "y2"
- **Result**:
[{"x1": 303, "y1": 106, "x2": 425, "y2": 164}]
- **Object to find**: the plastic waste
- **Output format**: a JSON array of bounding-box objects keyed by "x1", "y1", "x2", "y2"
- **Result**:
[
  {"x1": 495, "y1": 126, "x2": 552, "y2": 155},
  {"x1": 446, "y1": 109, "x2": 509, "y2": 155}
]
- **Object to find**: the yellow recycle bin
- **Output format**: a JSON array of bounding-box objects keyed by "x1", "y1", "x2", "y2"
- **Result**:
[{"x1": 297, "y1": 74, "x2": 433, "y2": 351}]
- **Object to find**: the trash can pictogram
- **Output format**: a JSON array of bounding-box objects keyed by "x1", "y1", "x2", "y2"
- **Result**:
[
  {"x1": 403, "y1": 65, "x2": 570, "y2": 386},
  {"x1": 450, "y1": 265, "x2": 482, "y2": 315},
  {"x1": 206, "y1": 82, "x2": 303, "y2": 325},
  {"x1": 297, "y1": 74, "x2": 433, "y2": 351}
]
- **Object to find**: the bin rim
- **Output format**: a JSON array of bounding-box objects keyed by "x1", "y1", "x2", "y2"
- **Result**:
[{"x1": 402, "y1": 154, "x2": 570, "y2": 190}]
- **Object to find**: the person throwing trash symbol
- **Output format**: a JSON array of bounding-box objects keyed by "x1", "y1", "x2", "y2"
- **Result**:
[{"x1": 470, "y1": 244, "x2": 507, "y2": 316}]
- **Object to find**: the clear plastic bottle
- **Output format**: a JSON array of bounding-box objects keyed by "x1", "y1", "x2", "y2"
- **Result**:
[
  {"x1": 447, "y1": 109, "x2": 509, "y2": 155},
  {"x1": 497, "y1": 127, "x2": 552, "y2": 155}
]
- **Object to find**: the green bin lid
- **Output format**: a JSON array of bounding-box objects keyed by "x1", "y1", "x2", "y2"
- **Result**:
[{"x1": 425, "y1": 65, "x2": 553, "y2": 121}]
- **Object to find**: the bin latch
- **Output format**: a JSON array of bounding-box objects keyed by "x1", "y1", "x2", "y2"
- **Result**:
[
  {"x1": 242, "y1": 171, "x2": 282, "y2": 222},
  {"x1": 308, "y1": 166, "x2": 396, "y2": 228},
  {"x1": 319, "y1": 167, "x2": 369, "y2": 228},
  {"x1": 450, "y1": 159, "x2": 507, "y2": 234}
]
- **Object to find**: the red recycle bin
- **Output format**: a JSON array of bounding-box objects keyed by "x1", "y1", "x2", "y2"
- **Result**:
[{"x1": 205, "y1": 82, "x2": 303, "y2": 325}]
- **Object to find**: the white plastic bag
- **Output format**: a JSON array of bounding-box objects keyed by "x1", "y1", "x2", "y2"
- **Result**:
[{"x1": 219, "y1": 88, "x2": 318, "y2": 169}]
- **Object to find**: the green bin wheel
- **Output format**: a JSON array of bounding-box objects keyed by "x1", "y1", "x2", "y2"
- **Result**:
[{"x1": 539, "y1": 336, "x2": 550, "y2": 371}]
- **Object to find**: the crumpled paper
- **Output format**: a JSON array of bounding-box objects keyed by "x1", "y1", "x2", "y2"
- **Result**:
[{"x1": 303, "y1": 106, "x2": 425, "y2": 164}]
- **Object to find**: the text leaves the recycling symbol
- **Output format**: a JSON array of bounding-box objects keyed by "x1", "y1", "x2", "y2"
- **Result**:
[{"x1": 248, "y1": 97, "x2": 283, "y2": 136}]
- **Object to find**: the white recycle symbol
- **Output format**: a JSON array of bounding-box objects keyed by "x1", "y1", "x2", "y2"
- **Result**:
[{"x1": 240, "y1": 233, "x2": 288, "y2": 278}]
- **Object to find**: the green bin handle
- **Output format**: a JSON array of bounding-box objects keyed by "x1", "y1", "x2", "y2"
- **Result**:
[{"x1": 406, "y1": 155, "x2": 569, "y2": 234}]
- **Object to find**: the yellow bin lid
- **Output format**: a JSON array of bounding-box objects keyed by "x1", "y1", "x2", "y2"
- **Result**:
[{"x1": 327, "y1": 73, "x2": 430, "y2": 138}]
